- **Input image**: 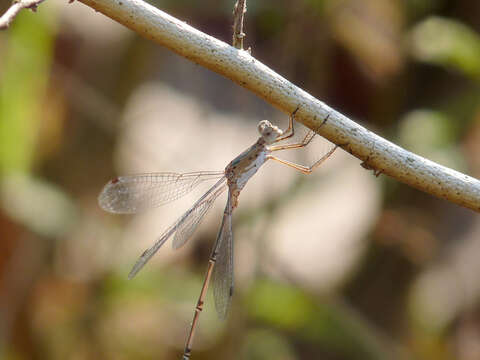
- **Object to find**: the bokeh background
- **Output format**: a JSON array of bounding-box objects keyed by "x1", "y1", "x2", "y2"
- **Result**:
[{"x1": 1, "y1": 0, "x2": 480, "y2": 359}]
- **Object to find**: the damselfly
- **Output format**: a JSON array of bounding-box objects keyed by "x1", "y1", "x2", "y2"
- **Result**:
[{"x1": 98, "y1": 109, "x2": 337, "y2": 359}]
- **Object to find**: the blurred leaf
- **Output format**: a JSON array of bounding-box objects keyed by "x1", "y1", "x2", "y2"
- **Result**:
[
  {"x1": 407, "y1": 268, "x2": 457, "y2": 360},
  {"x1": 409, "y1": 17, "x2": 480, "y2": 80},
  {"x1": 0, "y1": 174, "x2": 77, "y2": 237},
  {"x1": 0, "y1": 7, "x2": 54, "y2": 174},
  {"x1": 325, "y1": 0, "x2": 404, "y2": 81},
  {"x1": 399, "y1": 110, "x2": 457, "y2": 147},
  {"x1": 398, "y1": 109, "x2": 467, "y2": 170},
  {"x1": 303, "y1": 0, "x2": 327, "y2": 13},
  {"x1": 256, "y1": 7, "x2": 285, "y2": 37},
  {"x1": 247, "y1": 278, "x2": 315, "y2": 330},
  {"x1": 241, "y1": 328, "x2": 296, "y2": 360},
  {"x1": 405, "y1": 0, "x2": 444, "y2": 20},
  {"x1": 246, "y1": 278, "x2": 402, "y2": 360}
]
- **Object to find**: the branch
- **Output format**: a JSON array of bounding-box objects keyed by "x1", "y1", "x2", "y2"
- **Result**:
[
  {"x1": 75, "y1": 0, "x2": 480, "y2": 212},
  {"x1": 232, "y1": 0, "x2": 246, "y2": 49},
  {"x1": 0, "y1": 0, "x2": 46, "y2": 29}
]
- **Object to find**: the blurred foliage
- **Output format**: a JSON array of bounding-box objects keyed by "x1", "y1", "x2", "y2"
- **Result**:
[
  {"x1": 410, "y1": 17, "x2": 480, "y2": 80},
  {"x1": 1, "y1": 0, "x2": 480, "y2": 360},
  {"x1": 398, "y1": 110, "x2": 466, "y2": 170},
  {"x1": 0, "y1": 8, "x2": 54, "y2": 174}
]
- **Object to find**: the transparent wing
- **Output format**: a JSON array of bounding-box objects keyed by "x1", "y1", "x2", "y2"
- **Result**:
[
  {"x1": 173, "y1": 183, "x2": 227, "y2": 249},
  {"x1": 98, "y1": 171, "x2": 225, "y2": 214},
  {"x1": 128, "y1": 178, "x2": 227, "y2": 279},
  {"x1": 212, "y1": 194, "x2": 234, "y2": 320}
]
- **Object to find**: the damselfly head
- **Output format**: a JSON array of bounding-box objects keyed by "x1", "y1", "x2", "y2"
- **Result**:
[{"x1": 257, "y1": 120, "x2": 282, "y2": 144}]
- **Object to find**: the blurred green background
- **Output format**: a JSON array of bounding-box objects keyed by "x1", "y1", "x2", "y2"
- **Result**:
[{"x1": 1, "y1": 0, "x2": 480, "y2": 359}]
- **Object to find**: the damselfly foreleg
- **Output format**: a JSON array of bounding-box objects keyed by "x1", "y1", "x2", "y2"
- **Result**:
[
  {"x1": 270, "y1": 114, "x2": 330, "y2": 151},
  {"x1": 272, "y1": 107, "x2": 299, "y2": 143},
  {"x1": 269, "y1": 128, "x2": 316, "y2": 151}
]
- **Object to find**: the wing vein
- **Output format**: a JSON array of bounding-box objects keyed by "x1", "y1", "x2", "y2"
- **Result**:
[
  {"x1": 98, "y1": 171, "x2": 225, "y2": 214},
  {"x1": 212, "y1": 191, "x2": 234, "y2": 319},
  {"x1": 128, "y1": 177, "x2": 227, "y2": 279}
]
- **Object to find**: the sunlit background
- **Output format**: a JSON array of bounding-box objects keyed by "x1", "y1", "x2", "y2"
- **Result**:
[{"x1": 1, "y1": 0, "x2": 480, "y2": 359}]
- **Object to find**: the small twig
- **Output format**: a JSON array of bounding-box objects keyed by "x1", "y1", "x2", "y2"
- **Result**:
[
  {"x1": 232, "y1": 0, "x2": 246, "y2": 49},
  {"x1": 0, "y1": 0, "x2": 46, "y2": 29}
]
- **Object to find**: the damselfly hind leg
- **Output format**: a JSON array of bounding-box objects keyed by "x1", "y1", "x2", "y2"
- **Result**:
[{"x1": 268, "y1": 144, "x2": 338, "y2": 174}]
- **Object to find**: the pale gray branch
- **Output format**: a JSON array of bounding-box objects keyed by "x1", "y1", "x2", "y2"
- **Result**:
[
  {"x1": 75, "y1": 0, "x2": 480, "y2": 212},
  {"x1": 0, "y1": 0, "x2": 46, "y2": 29}
]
